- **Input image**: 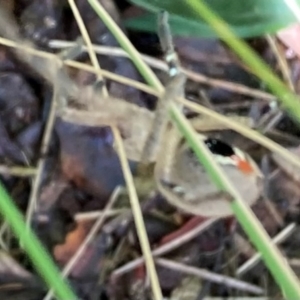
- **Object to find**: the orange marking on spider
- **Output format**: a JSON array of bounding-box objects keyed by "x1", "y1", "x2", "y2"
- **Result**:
[{"x1": 231, "y1": 155, "x2": 254, "y2": 174}]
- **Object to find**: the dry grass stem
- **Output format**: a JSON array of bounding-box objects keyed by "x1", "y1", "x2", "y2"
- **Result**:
[
  {"x1": 26, "y1": 73, "x2": 58, "y2": 228},
  {"x1": 67, "y1": 0, "x2": 108, "y2": 97},
  {"x1": 49, "y1": 40, "x2": 276, "y2": 101},
  {"x1": 112, "y1": 126, "x2": 162, "y2": 300},
  {"x1": 236, "y1": 223, "x2": 296, "y2": 276},
  {"x1": 112, "y1": 218, "x2": 218, "y2": 277},
  {"x1": 0, "y1": 166, "x2": 37, "y2": 177},
  {"x1": 156, "y1": 258, "x2": 264, "y2": 294}
]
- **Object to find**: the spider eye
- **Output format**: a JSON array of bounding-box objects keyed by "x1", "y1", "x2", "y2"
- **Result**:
[{"x1": 204, "y1": 138, "x2": 235, "y2": 157}]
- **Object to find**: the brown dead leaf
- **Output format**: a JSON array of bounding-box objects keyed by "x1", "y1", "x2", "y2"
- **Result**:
[
  {"x1": 56, "y1": 120, "x2": 130, "y2": 201},
  {"x1": 54, "y1": 220, "x2": 92, "y2": 266}
]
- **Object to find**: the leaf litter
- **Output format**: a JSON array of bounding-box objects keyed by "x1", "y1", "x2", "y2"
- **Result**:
[{"x1": 0, "y1": 1, "x2": 299, "y2": 299}]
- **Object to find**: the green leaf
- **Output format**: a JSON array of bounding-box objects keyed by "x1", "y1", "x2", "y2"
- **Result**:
[{"x1": 126, "y1": 0, "x2": 300, "y2": 38}]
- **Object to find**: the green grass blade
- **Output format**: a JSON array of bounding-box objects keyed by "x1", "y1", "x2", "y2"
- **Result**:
[{"x1": 0, "y1": 182, "x2": 77, "y2": 300}]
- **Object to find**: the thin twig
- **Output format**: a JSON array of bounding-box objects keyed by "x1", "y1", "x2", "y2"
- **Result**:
[
  {"x1": 49, "y1": 39, "x2": 276, "y2": 101},
  {"x1": 0, "y1": 35, "x2": 275, "y2": 105},
  {"x1": 181, "y1": 98, "x2": 300, "y2": 169},
  {"x1": 0, "y1": 165, "x2": 36, "y2": 177},
  {"x1": 0, "y1": 222, "x2": 8, "y2": 251},
  {"x1": 140, "y1": 74, "x2": 185, "y2": 164},
  {"x1": 74, "y1": 208, "x2": 128, "y2": 222},
  {"x1": 0, "y1": 6, "x2": 77, "y2": 98},
  {"x1": 112, "y1": 126, "x2": 162, "y2": 300},
  {"x1": 261, "y1": 111, "x2": 284, "y2": 134},
  {"x1": 0, "y1": 36, "x2": 55, "y2": 60},
  {"x1": 236, "y1": 223, "x2": 296, "y2": 276},
  {"x1": 65, "y1": 59, "x2": 157, "y2": 95},
  {"x1": 43, "y1": 186, "x2": 121, "y2": 300},
  {"x1": 26, "y1": 70, "x2": 58, "y2": 228},
  {"x1": 68, "y1": 0, "x2": 108, "y2": 97},
  {"x1": 112, "y1": 218, "x2": 218, "y2": 277},
  {"x1": 266, "y1": 34, "x2": 294, "y2": 92},
  {"x1": 0, "y1": 36, "x2": 152, "y2": 96},
  {"x1": 259, "y1": 35, "x2": 294, "y2": 133},
  {"x1": 289, "y1": 258, "x2": 300, "y2": 267},
  {"x1": 156, "y1": 258, "x2": 264, "y2": 295},
  {"x1": 157, "y1": 11, "x2": 180, "y2": 76}
]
